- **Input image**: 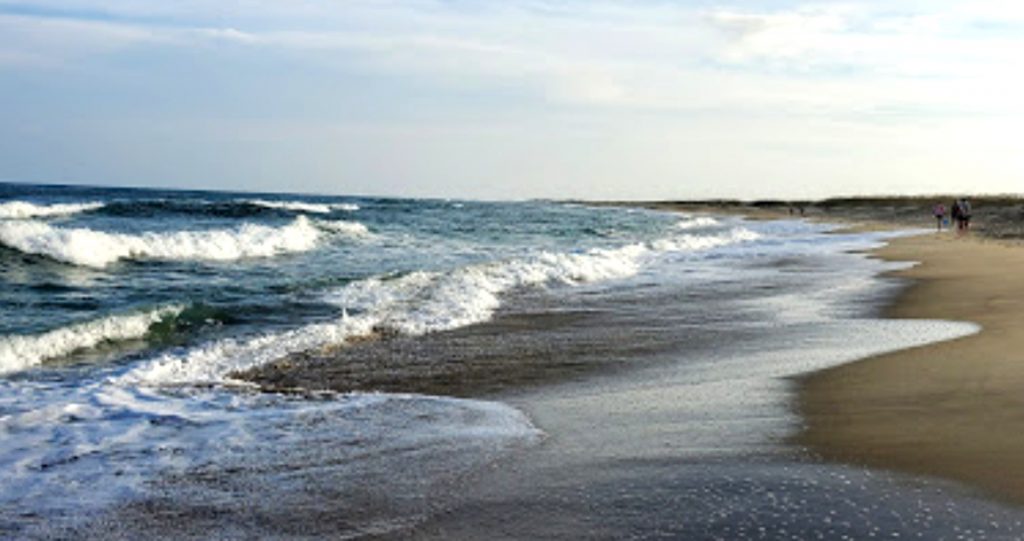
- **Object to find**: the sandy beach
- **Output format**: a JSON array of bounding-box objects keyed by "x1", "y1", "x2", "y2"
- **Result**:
[
  {"x1": 638, "y1": 199, "x2": 1024, "y2": 506},
  {"x1": 797, "y1": 231, "x2": 1024, "y2": 505}
]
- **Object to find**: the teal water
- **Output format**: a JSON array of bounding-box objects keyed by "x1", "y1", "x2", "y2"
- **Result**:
[{"x1": 2, "y1": 182, "x2": 1022, "y2": 539}]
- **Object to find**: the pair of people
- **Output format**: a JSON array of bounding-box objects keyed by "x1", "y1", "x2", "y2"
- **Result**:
[
  {"x1": 935, "y1": 199, "x2": 971, "y2": 232},
  {"x1": 951, "y1": 198, "x2": 972, "y2": 231}
]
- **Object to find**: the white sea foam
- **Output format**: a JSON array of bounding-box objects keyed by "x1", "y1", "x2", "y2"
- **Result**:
[
  {"x1": 328, "y1": 245, "x2": 651, "y2": 337},
  {"x1": 114, "y1": 314, "x2": 376, "y2": 385},
  {"x1": 0, "y1": 201, "x2": 104, "y2": 219},
  {"x1": 351, "y1": 227, "x2": 756, "y2": 335},
  {"x1": 676, "y1": 216, "x2": 720, "y2": 230},
  {"x1": 316, "y1": 219, "x2": 370, "y2": 236},
  {"x1": 0, "y1": 216, "x2": 321, "y2": 267},
  {"x1": 0, "y1": 382, "x2": 541, "y2": 533},
  {"x1": 248, "y1": 200, "x2": 359, "y2": 214},
  {"x1": 120, "y1": 227, "x2": 759, "y2": 386},
  {"x1": 0, "y1": 305, "x2": 184, "y2": 374},
  {"x1": 247, "y1": 199, "x2": 332, "y2": 213},
  {"x1": 651, "y1": 227, "x2": 760, "y2": 252}
]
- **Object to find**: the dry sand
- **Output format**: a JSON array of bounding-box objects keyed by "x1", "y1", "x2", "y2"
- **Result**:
[{"x1": 797, "y1": 231, "x2": 1024, "y2": 505}]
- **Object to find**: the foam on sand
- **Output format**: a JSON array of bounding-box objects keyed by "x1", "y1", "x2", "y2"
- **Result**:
[
  {"x1": 0, "y1": 201, "x2": 105, "y2": 219},
  {"x1": 0, "y1": 383, "x2": 542, "y2": 536},
  {"x1": 0, "y1": 216, "x2": 322, "y2": 267},
  {"x1": 0, "y1": 305, "x2": 184, "y2": 374}
]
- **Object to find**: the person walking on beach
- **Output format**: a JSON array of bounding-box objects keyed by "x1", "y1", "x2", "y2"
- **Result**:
[
  {"x1": 933, "y1": 202, "x2": 946, "y2": 231},
  {"x1": 958, "y1": 198, "x2": 972, "y2": 232},
  {"x1": 950, "y1": 199, "x2": 962, "y2": 231}
]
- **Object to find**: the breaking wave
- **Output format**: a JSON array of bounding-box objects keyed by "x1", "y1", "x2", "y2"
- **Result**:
[
  {"x1": 0, "y1": 216, "x2": 322, "y2": 268},
  {"x1": 331, "y1": 227, "x2": 759, "y2": 336},
  {"x1": 97, "y1": 198, "x2": 361, "y2": 219},
  {"x1": 248, "y1": 200, "x2": 359, "y2": 214},
  {"x1": 676, "y1": 216, "x2": 720, "y2": 230},
  {"x1": 0, "y1": 201, "x2": 104, "y2": 219},
  {"x1": 0, "y1": 305, "x2": 184, "y2": 374},
  {"x1": 315, "y1": 220, "x2": 370, "y2": 236},
  {"x1": 117, "y1": 227, "x2": 759, "y2": 386},
  {"x1": 652, "y1": 227, "x2": 760, "y2": 251}
]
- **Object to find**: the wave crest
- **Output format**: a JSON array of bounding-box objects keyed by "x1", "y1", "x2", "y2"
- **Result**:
[
  {"x1": 0, "y1": 216, "x2": 321, "y2": 268},
  {"x1": 119, "y1": 227, "x2": 759, "y2": 386},
  {"x1": 329, "y1": 227, "x2": 759, "y2": 338},
  {"x1": 248, "y1": 200, "x2": 359, "y2": 214},
  {"x1": 675, "y1": 216, "x2": 720, "y2": 230},
  {"x1": 0, "y1": 306, "x2": 184, "y2": 374},
  {"x1": 0, "y1": 201, "x2": 104, "y2": 219},
  {"x1": 315, "y1": 220, "x2": 370, "y2": 236}
]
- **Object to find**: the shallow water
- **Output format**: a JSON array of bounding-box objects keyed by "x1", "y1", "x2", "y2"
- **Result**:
[{"x1": 1, "y1": 183, "x2": 1020, "y2": 539}]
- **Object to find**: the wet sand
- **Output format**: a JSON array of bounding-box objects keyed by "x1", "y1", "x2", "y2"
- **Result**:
[
  {"x1": 247, "y1": 201, "x2": 1024, "y2": 511},
  {"x1": 797, "y1": 231, "x2": 1024, "y2": 505},
  {"x1": 238, "y1": 295, "x2": 713, "y2": 399},
  {"x1": 632, "y1": 199, "x2": 1024, "y2": 505}
]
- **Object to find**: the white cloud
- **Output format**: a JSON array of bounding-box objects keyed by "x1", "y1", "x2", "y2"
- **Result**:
[
  {"x1": 7, "y1": 1, "x2": 1015, "y2": 115},
  {"x1": 2, "y1": 1, "x2": 1023, "y2": 198},
  {"x1": 0, "y1": 13, "x2": 163, "y2": 66},
  {"x1": 4, "y1": 1, "x2": 1023, "y2": 118}
]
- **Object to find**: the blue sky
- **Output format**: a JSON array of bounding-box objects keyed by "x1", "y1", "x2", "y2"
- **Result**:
[{"x1": 1, "y1": 1, "x2": 1021, "y2": 200}]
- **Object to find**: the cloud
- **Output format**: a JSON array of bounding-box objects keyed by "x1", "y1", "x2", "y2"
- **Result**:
[
  {"x1": 708, "y1": 7, "x2": 859, "y2": 67},
  {"x1": 2, "y1": 1, "x2": 1023, "y2": 199},
  {"x1": 0, "y1": 13, "x2": 163, "y2": 66},
  {"x1": 4, "y1": 1, "x2": 1023, "y2": 116}
]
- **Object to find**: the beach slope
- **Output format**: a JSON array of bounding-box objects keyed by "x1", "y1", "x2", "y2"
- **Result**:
[{"x1": 797, "y1": 232, "x2": 1024, "y2": 504}]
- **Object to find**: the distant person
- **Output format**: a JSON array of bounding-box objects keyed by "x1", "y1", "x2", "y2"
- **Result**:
[
  {"x1": 950, "y1": 199, "x2": 962, "y2": 231},
  {"x1": 958, "y1": 198, "x2": 972, "y2": 231},
  {"x1": 932, "y1": 202, "x2": 946, "y2": 231}
]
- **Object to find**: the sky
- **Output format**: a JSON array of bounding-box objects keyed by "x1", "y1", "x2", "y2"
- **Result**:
[{"x1": 1, "y1": 1, "x2": 1022, "y2": 200}]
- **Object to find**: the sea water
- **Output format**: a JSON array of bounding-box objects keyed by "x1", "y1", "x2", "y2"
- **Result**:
[{"x1": 0, "y1": 182, "x2": 1020, "y2": 539}]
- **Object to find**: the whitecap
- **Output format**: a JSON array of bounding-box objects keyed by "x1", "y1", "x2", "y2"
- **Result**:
[
  {"x1": 328, "y1": 228, "x2": 759, "y2": 337},
  {"x1": 247, "y1": 200, "x2": 360, "y2": 214},
  {"x1": 651, "y1": 227, "x2": 760, "y2": 252},
  {"x1": 0, "y1": 305, "x2": 184, "y2": 374},
  {"x1": 247, "y1": 199, "x2": 333, "y2": 214},
  {"x1": 675, "y1": 216, "x2": 720, "y2": 230},
  {"x1": 0, "y1": 201, "x2": 104, "y2": 219},
  {"x1": 0, "y1": 216, "x2": 321, "y2": 268},
  {"x1": 316, "y1": 220, "x2": 370, "y2": 236},
  {"x1": 118, "y1": 225, "x2": 760, "y2": 386},
  {"x1": 114, "y1": 312, "x2": 375, "y2": 386}
]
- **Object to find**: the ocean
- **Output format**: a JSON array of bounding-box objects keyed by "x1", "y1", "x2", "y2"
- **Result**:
[{"x1": 1, "y1": 182, "x2": 1023, "y2": 539}]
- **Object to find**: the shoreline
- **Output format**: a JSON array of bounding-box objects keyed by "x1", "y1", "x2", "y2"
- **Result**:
[
  {"x1": 247, "y1": 201, "x2": 1024, "y2": 509},
  {"x1": 251, "y1": 199, "x2": 1024, "y2": 511},
  {"x1": 643, "y1": 200, "x2": 1024, "y2": 506},
  {"x1": 63, "y1": 204, "x2": 1024, "y2": 538},
  {"x1": 796, "y1": 231, "x2": 1024, "y2": 506}
]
